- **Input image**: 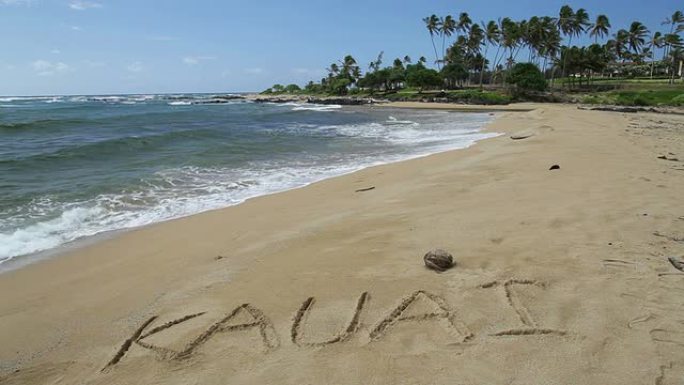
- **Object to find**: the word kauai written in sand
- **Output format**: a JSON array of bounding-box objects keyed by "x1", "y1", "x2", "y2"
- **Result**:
[{"x1": 103, "y1": 278, "x2": 567, "y2": 371}]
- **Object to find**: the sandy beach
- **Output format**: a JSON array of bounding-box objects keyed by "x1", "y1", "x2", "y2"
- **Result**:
[{"x1": 1, "y1": 104, "x2": 683, "y2": 385}]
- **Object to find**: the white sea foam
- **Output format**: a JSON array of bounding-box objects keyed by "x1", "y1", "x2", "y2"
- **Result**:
[
  {"x1": 0, "y1": 110, "x2": 496, "y2": 266},
  {"x1": 168, "y1": 101, "x2": 192, "y2": 106},
  {"x1": 292, "y1": 104, "x2": 342, "y2": 112}
]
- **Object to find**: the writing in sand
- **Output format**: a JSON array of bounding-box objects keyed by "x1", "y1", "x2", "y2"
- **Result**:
[{"x1": 103, "y1": 278, "x2": 567, "y2": 371}]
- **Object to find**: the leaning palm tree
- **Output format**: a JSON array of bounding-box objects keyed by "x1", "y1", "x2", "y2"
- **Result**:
[
  {"x1": 589, "y1": 15, "x2": 611, "y2": 43},
  {"x1": 615, "y1": 29, "x2": 630, "y2": 63},
  {"x1": 556, "y1": 5, "x2": 575, "y2": 80},
  {"x1": 479, "y1": 20, "x2": 501, "y2": 88},
  {"x1": 667, "y1": 46, "x2": 684, "y2": 83},
  {"x1": 627, "y1": 21, "x2": 649, "y2": 56},
  {"x1": 648, "y1": 31, "x2": 664, "y2": 78},
  {"x1": 467, "y1": 24, "x2": 485, "y2": 55},
  {"x1": 573, "y1": 9, "x2": 591, "y2": 37},
  {"x1": 423, "y1": 15, "x2": 442, "y2": 69},
  {"x1": 541, "y1": 26, "x2": 562, "y2": 83},
  {"x1": 661, "y1": 11, "x2": 684, "y2": 59},
  {"x1": 663, "y1": 33, "x2": 684, "y2": 83},
  {"x1": 559, "y1": 5, "x2": 591, "y2": 82},
  {"x1": 457, "y1": 12, "x2": 472, "y2": 35},
  {"x1": 500, "y1": 17, "x2": 520, "y2": 73},
  {"x1": 440, "y1": 15, "x2": 457, "y2": 61}
]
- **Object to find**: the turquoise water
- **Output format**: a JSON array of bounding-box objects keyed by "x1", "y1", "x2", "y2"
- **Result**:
[{"x1": 0, "y1": 94, "x2": 496, "y2": 265}]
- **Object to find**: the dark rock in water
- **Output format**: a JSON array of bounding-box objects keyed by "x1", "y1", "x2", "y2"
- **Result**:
[
  {"x1": 253, "y1": 97, "x2": 302, "y2": 104},
  {"x1": 549, "y1": 164, "x2": 560, "y2": 170},
  {"x1": 423, "y1": 249, "x2": 454, "y2": 272},
  {"x1": 306, "y1": 97, "x2": 372, "y2": 106}
]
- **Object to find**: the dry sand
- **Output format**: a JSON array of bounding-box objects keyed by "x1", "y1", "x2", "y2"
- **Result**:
[{"x1": 1, "y1": 104, "x2": 684, "y2": 385}]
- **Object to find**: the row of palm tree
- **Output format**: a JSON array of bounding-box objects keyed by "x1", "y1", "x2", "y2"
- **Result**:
[
  {"x1": 423, "y1": 7, "x2": 684, "y2": 87},
  {"x1": 274, "y1": 6, "x2": 684, "y2": 95}
]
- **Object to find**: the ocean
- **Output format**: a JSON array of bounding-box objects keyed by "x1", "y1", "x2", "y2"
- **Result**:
[{"x1": 0, "y1": 94, "x2": 497, "y2": 267}]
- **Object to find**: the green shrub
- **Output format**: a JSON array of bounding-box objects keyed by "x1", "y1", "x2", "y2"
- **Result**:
[
  {"x1": 507, "y1": 63, "x2": 547, "y2": 92},
  {"x1": 446, "y1": 90, "x2": 511, "y2": 105},
  {"x1": 406, "y1": 69, "x2": 443, "y2": 91}
]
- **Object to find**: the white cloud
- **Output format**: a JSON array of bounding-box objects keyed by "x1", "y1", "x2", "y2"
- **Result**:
[
  {"x1": 220, "y1": 69, "x2": 231, "y2": 78},
  {"x1": 126, "y1": 61, "x2": 143, "y2": 72},
  {"x1": 31, "y1": 60, "x2": 70, "y2": 76},
  {"x1": 70, "y1": 25, "x2": 83, "y2": 31},
  {"x1": 69, "y1": 0, "x2": 101, "y2": 10},
  {"x1": 182, "y1": 56, "x2": 215, "y2": 65},
  {"x1": 244, "y1": 67, "x2": 264, "y2": 75},
  {"x1": 51, "y1": 49, "x2": 61, "y2": 54}
]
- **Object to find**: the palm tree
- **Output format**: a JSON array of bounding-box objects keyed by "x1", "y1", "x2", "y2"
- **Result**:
[
  {"x1": 627, "y1": 21, "x2": 649, "y2": 56},
  {"x1": 423, "y1": 15, "x2": 441, "y2": 69},
  {"x1": 538, "y1": 17, "x2": 562, "y2": 80},
  {"x1": 662, "y1": 11, "x2": 684, "y2": 60},
  {"x1": 467, "y1": 24, "x2": 485, "y2": 55},
  {"x1": 663, "y1": 11, "x2": 684, "y2": 33},
  {"x1": 648, "y1": 31, "x2": 664, "y2": 78},
  {"x1": 368, "y1": 51, "x2": 383, "y2": 73},
  {"x1": 440, "y1": 15, "x2": 457, "y2": 62},
  {"x1": 479, "y1": 20, "x2": 501, "y2": 88},
  {"x1": 457, "y1": 12, "x2": 472, "y2": 35},
  {"x1": 556, "y1": 5, "x2": 575, "y2": 80},
  {"x1": 500, "y1": 17, "x2": 520, "y2": 75},
  {"x1": 667, "y1": 46, "x2": 684, "y2": 83},
  {"x1": 589, "y1": 15, "x2": 611, "y2": 43},
  {"x1": 664, "y1": 33, "x2": 684, "y2": 83},
  {"x1": 615, "y1": 29, "x2": 630, "y2": 62},
  {"x1": 574, "y1": 9, "x2": 591, "y2": 36}
]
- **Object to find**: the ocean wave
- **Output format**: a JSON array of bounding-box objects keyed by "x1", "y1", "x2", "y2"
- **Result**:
[
  {"x1": 0, "y1": 163, "x2": 370, "y2": 263},
  {"x1": 0, "y1": 123, "x2": 497, "y2": 263},
  {"x1": 1, "y1": 128, "x2": 222, "y2": 166},
  {"x1": 0, "y1": 96, "x2": 56, "y2": 102},
  {"x1": 0, "y1": 118, "x2": 92, "y2": 132},
  {"x1": 385, "y1": 116, "x2": 417, "y2": 125},
  {"x1": 291, "y1": 104, "x2": 342, "y2": 112},
  {"x1": 0, "y1": 104, "x2": 496, "y2": 265}
]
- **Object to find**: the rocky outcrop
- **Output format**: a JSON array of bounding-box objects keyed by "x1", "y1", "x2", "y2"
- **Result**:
[
  {"x1": 306, "y1": 97, "x2": 374, "y2": 105},
  {"x1": 248, "y1": 95, "x2": 377, "y2": 105}
]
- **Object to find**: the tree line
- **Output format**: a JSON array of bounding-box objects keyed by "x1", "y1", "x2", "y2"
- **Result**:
[{"x1": 262, "y1": 6, "x2": 684, "y2": 95}]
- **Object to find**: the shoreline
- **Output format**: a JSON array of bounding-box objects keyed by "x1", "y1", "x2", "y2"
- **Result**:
[
  {"x1": 0, "y1": 104, "x2": 507, "y2": 274},
  {"x1": 2, "y1": 103, "x2": 683, "y2": 384}
]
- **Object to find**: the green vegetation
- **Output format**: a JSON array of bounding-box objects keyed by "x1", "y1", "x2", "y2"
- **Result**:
[
  {"x1": 262, "y1": 7, "x2": 684, "y2": 106},
  {"x1": 507, "y1": 63, "x2": 548, "y2": 92},
  {"x1": 581, "y1": 88, "x2": 684, "y2": 106}
]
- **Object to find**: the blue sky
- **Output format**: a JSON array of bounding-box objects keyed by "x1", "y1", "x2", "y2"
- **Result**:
[{"x1": 0, "y1": 0, "x2": 681, "y2": 95}]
